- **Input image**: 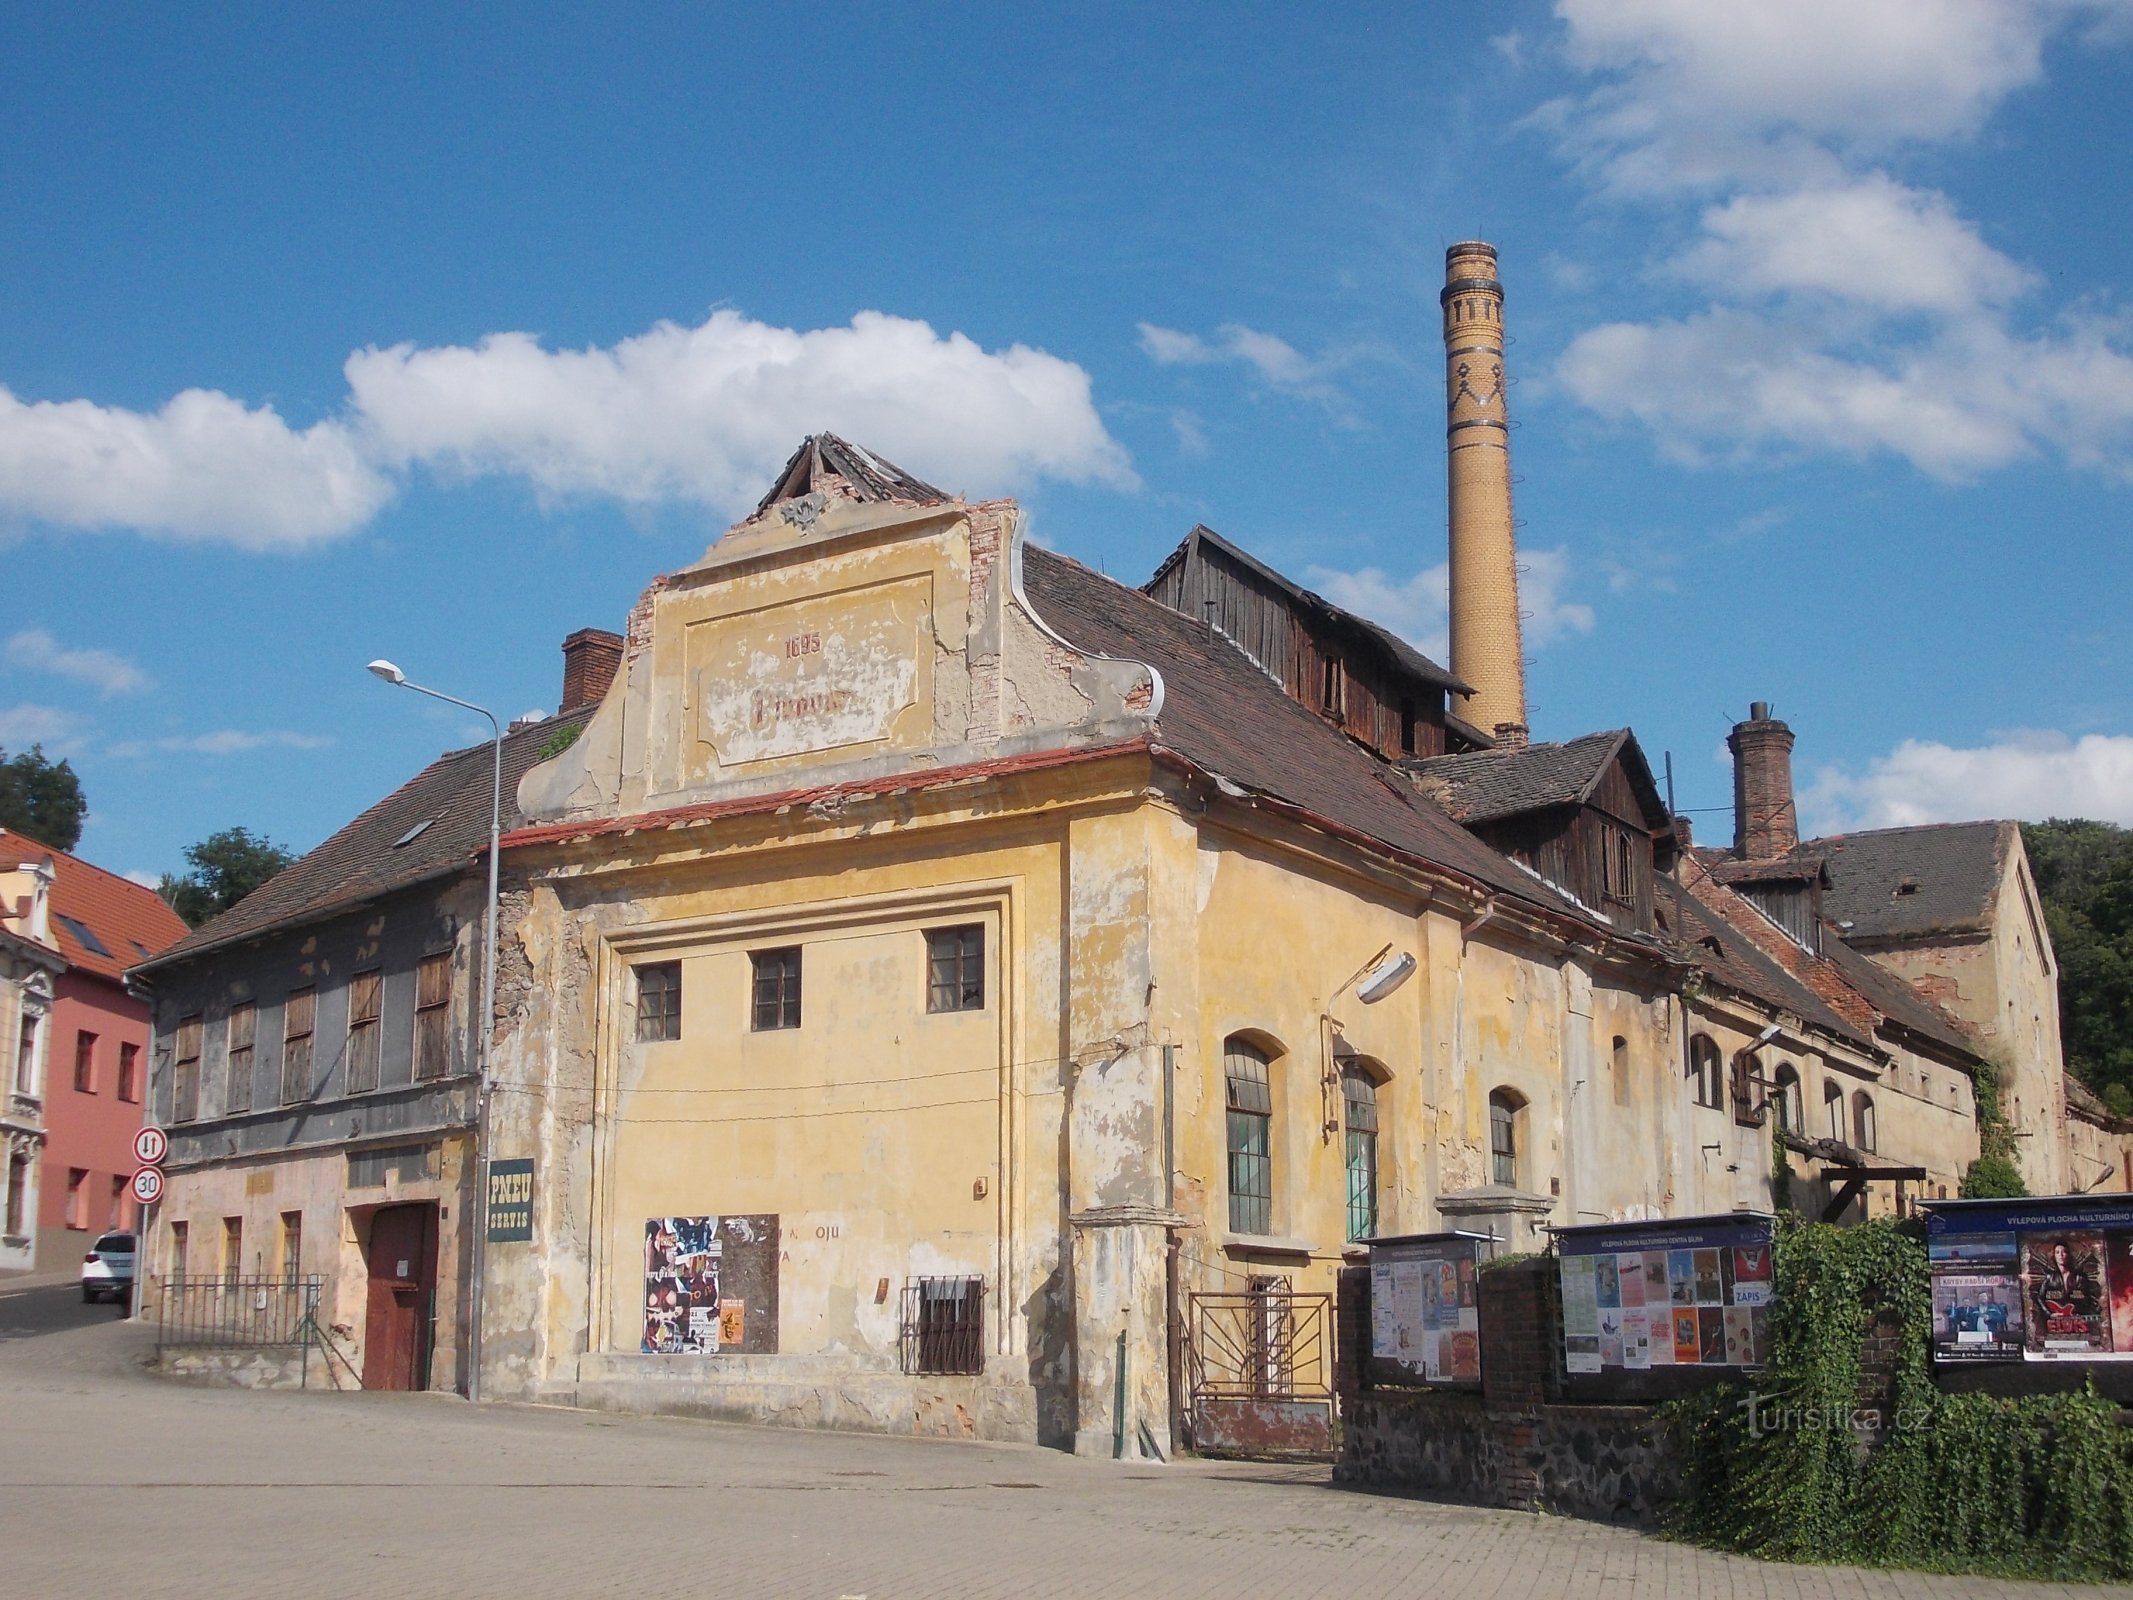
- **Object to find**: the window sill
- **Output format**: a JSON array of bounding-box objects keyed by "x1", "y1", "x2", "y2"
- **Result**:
[{"x1": 1222, "y1": 1233, "x2": 1317, "y2": 1259}]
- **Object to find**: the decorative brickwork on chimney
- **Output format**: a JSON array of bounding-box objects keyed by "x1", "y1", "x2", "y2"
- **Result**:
[
  {"x1": 1729, "y1": 701, "x2": 1798, "y2": 860},
  {"x1": 560, "y1": 628, "x2": 624, "y2": 714}
]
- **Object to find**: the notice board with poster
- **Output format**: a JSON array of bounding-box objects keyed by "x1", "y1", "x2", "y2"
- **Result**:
[
  {"x1": 1366, "y1": 1233, "x2": 1485, "y2": 1388},
  {"x1": 1554, "y1": 1213, "x2": 1774, "y2": 1400},
  {"x1": 642, "y1": 1214, "x2": 780, "y2": 1355},
  {"x1": 1923, "y1": 1195, "x2": 2133, "y2": 1371}
]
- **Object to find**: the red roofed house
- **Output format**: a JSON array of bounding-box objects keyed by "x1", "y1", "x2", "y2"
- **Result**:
[{"x1": 0, "y1": 830, "x2": 188, "y2": 1273}]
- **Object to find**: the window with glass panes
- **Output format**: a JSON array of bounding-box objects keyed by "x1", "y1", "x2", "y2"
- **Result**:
[
  {"x1": 636, "y1": 961, "x2": 681, "y2": 1042},
  {"x1": 1224, "y1": 1037, "x2": 1273, "y2": 1235},
  {"x1": 751, "y1": 948, "x2": 801, "y2": 1030},
  {"x1": 1342, "y1": 1066, "x2": 1379, "y2": 1242},
  {"x1": 925, "y1": 925, "x2": 984, "y2": 1013},
  {"x1": 1489, "y1": 1090, "x2": 1519, "y2": 1187}
]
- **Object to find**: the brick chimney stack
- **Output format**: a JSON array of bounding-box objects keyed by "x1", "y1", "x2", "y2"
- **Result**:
[
  {"x1": 1729, "y1": 702, "x2": 1798, "y2": 860},
  {"x1": 1443, "y1": 241, "x2": 1528, "y2": 747},
  {"x1": 560, "y1": 628, "x2": 624, "y2": 714}
]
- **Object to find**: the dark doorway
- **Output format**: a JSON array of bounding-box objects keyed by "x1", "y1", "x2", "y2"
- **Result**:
[{"x1": 361, "y1": 1203, "x2": 438, "y2": 1392}]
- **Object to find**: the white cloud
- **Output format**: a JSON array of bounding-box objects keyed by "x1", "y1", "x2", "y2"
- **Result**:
[
  {"x1": 0, "y1": 385, "x2": 389, "y2": 550},
  {"x1": 1803, "y1": 730, "x2": 2133, "y2": 831},
  {"x1": 1304, "y1": 544, "x2": 1595, "y2": 664},
  {"x1": 105, "y1": 730, "x2": 334, "y2": 758},
  {"x1": 0, "y1": 704, "x2": 85, "y2": 749},
  {"x1": 1538, "y1": 0, "x2": 2133, "y2": 481},
  {"x1": 0, "y1": 309, "x2": 1134, "y2": 547},
  {"x1": 1671, "y1": 176, "x2": 2035, "y2": 316},
  {"x1": 1136, "y1": 321, "x2": 1365, "y2": 410},
  {"x1": 4, "y1": 629, "x2": 151, "y2": 696},
  {"x1": 122, "y1": 870, "x2": 161, "y2": 890},
  {"x1": 347, "y1": 309, "x2": 1134, "y2": 515}
]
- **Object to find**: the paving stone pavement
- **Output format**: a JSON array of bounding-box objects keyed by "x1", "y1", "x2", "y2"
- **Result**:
[{"x1": 0, "y1": 1297, "x2": 2122, "y2": 1600}]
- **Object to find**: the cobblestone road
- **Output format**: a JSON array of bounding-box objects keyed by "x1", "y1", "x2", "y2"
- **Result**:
[{"x1": 0, "y1": 1292, "x2": 2120, "y2": 1600}]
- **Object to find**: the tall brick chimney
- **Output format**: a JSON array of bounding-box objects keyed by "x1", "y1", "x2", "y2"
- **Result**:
[
  {"x1": 560, "y1": 628, "x2": 624, "y2": 714},
  {"x1": 1729, "y1": 702, "x2": 1798, "y2": 860}
]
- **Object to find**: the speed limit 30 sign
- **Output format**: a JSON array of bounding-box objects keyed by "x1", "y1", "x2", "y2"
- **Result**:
[{"x1": 130, "y1": 1166, "x2": 165, "y2": 1206}]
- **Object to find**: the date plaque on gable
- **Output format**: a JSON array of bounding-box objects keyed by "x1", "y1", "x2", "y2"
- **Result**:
[{"x1": 689, "y1": 576, "x2": 932, "y2": 770}]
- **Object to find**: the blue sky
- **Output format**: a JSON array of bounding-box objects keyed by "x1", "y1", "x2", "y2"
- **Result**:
[{"x1": 4, "y1": 1, "x2": 2132, "y2": 883}]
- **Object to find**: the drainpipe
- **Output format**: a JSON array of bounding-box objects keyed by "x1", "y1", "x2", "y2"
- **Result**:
[{"x1": 1163, "y1": 1043, "x2": 1183, "y2": 1454}]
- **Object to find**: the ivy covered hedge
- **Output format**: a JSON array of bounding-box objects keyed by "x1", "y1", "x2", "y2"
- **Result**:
[{"x1": 1664, "y1": 1217, "x2": 2133, "y2": 1579}]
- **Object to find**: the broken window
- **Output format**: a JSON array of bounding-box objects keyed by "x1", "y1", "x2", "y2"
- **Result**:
[
  {"x1": 635, "y1": 961, "x2": 681, "y2": 1043},
  {"x1": 901, "y1": 1275, "x2": 985, "y2": 1375},
  {"x1": 414, "y1": 954, "x2": 451, "y2": 1081},
  {"x1": 1602, "y1": 825, "x2": 1638, "y2": 903},
  {"x1": 1225, "y1": 1037, "x2": 1274, "y2": 1235},
  {"x1": 280, "y1": 989, "x2": 315, "y2": 1106},
  {"x1": 1853, "y1": 1092, "x2": 1877, "y2": 1154},
  {"x1": 223, "y1": 1005, "x2": 254, "y2": 1115},
  {"x1": 1771, "y1": 1063, "x2": 1801, "y2": 1133},
  {"x1": 751, "y1": 947, "x2": 801, "y2": 1031},
  {"x1": 173, "y1": 1015, "x2": 202, "y2": 1123},
  {"x1": 345, "y1": 969, "x2": 382, "y2": 1095},
  {"x1": 924, "y1": 925, "x2": 984, "y2": 1013},
  {"x1": 1688, "y1": 1034, "x2": 1723, "y2": 1110}
]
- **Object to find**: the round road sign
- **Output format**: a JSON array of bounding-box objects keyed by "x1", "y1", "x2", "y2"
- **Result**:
[
  {"x1": 133, "y1": 1126, "x2": 168, "y2": 1166},
  {"x1": 130, "y1": 1166, "x2": 164, "y2": 1205}
]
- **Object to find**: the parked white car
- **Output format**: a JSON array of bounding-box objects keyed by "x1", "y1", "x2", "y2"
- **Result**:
[{"x1": 80, "y1": 1232, "x2": 136, "y2": 1303}]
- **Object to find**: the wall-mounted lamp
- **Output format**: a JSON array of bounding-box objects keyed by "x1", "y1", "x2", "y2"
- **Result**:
[{"x1": 1357, "y1": 951, "x2": 1417, "y2": 1004}]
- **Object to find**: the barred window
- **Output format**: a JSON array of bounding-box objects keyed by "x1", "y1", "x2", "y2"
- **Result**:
[
  {"x1": 901, "y1": 1275, "x2": 984, "y2": 1375},
  {"x1": 345, "y1": 970, "x2": 382, "y2": 1095},
  {"x1": 174, "y1": 1015, "x2": 203, "y2": 1123},
  {"x1": 223, "y1": 1005, "x2": 254, "y2": 1115},
  {"x1": 280, "y1": 989, "x2": 315, "y2": 1106},
  {"x1": 635, "y1": 961, "x2": 681, "y2": 1043},
  {"x1": 1224, "y1": 1037, "x2": 1274, "y2": 1236},
  {"x1": 751, "y1": 947, "x2": 801, "y2": 1031},
  {"x1": 414, "y1": 954, "x2": 451, "y2": 1081},
  {"x1": 925, "y1": 925, "x2": 984, "y2": 1013}
]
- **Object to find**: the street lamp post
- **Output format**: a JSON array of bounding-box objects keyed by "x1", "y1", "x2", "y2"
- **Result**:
[{"x1": 368, "y1": 659, "x2": 501, "y2": 1404}]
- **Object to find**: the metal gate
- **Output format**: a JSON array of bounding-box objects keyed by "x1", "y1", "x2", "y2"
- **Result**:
[{"x1": 1185, "y1": 1283, "x2": 1334, "y2": 1456}]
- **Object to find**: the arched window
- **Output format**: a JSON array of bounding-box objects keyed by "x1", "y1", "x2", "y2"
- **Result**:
[
  {"x1": 1853, "y1": 1092, "x2": 1877, "y2": 1153},
  {"x1": 1489, "y1": 1089, "x2": 1523, "y2": 1188},
  {"x1": 1342, "y1": 1063, "x2": 1381, "y2": 1243},
  {"x1": 1611, "y1": 1035, "x2": 1630, "y2": 1106},
  {"x1": 1224, "y1": 1036, "x2": 1274, "y2": 1235},
  {"x1": 1688, "y1": 1035, "x2": 1723, "y2": 1109},
  {"x1": 1771, "y1": 1063, "x2": 1801, "y2": 1133},
  {"x1": 1824, "y1": 1079, "x2": 1845, "y2": 1143}
]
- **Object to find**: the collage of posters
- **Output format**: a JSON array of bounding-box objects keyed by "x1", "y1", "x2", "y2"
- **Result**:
[
  {"x1": 643, "y1": 1215, "x2": 744, "y2": 1354},
  {"x1": 1925, "y1": 1197, "x2": 2133, "y2": 1363},
  {"x1": 1557, "y1": 1218, "x2": 1773, "y2": 1375},
  {"x1": 1369, "y1": 1235, "x2": 1483, "y2": 1386}
]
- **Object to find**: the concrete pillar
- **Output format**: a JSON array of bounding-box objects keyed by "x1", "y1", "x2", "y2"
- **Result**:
[{"x1": 1069, "y1": 1205, "x2": 1182, "y2": 1459}]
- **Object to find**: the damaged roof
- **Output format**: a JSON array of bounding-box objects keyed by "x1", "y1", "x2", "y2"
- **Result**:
[
  {"x1": 1657, "y1": 875, "x2": 1867, "y2": 1049},
  {"x1": 1404, "y1": 729, "x2": 1665, "y2": 828},
  {"x1": 1811, "y1": 821, "x2": 2009, "y2": 941},
  {"x1": 1145, "y1": 524, "x2": 1469, "y2": 696},
  {"x1": 752, "y1": 433, "x2": 950, "y2": 515},
  {"x1": 1021, "y1": 545, "x2": 1612, "y2": 926},
  {"x1": 135, "y1": 707, "x2": 593, "y2": 975}
]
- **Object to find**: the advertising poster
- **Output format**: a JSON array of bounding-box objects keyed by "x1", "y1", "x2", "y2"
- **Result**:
[
  {"x1": 1366, "y1": 1233, "x2": 1485, "y2": 1387},
  {"x1": 644, "y1": 1216, "x2": 723, "y2": 1353},
  {"x1": 1556, "y1": 1215, "x2": 1774, "y2": 1373},
  {"x1": 1924, "y1": 1197, "x2": 2133, "y2": 1363}
]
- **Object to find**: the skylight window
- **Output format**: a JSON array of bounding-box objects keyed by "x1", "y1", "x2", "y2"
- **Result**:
[
  {"x1": 53, "y1": 912, "x2": 111, "y2": 957},
  {"x1": 392, "y1": 818, "x2": 437, "y2": 848}
]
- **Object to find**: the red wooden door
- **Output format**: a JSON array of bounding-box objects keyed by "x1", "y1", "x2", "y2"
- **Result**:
[{"x1": 361, "y1": 1204, "x2": 437, "y2": 1391}]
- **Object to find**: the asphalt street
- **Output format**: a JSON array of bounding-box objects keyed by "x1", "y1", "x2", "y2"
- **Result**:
[{"x1": 0, "y1": 1304, "x2": 2120, "y2": 1600}]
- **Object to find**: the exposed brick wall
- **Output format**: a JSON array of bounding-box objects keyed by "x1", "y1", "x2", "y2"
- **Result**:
[
  {"x1": 1728, "y1": 705, "x2": 1798, "y2": 859},
  {"x1": 560, "y1": 628, "x2": 625, "y2": 713}
]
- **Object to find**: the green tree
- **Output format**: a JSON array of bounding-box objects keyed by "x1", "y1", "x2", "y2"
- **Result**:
[
  {"x1": 2022, "y1": 819, "x2": 2133, "y2": 1107},
  {"x1": 0, "y1": 744, "x2": 87, "y2": 851},
  {"x1": 159, "y1": 827, "x2": 296, "y2": 928}
]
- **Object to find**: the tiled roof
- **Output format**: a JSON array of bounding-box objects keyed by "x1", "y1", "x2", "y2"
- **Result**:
[
  {"x1": 1145, "y1": 525, "x2": 1469, "y2": 695},
  {"x1": 1404, "y1": 730, "x2": 1642, "y2": 826},
  {"x1": 751, "y1": 433, "x2": 948, "y2": 515},
  {"x1": 1658, "y1": 875, "x2": 1868, "y2": 1049},
  {"x1": 1811, "y1": 821, "x2": 2008, "y2": 941},
  {"x1": 1021, "y1": 546, "x2": 1600, "y2": 922},
  {"x1": 135, "y1": 708, "x2": 592, "y2": 974},
  {"x1": 0, "y1": 831, "x2": 187, "y2": 984}
]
